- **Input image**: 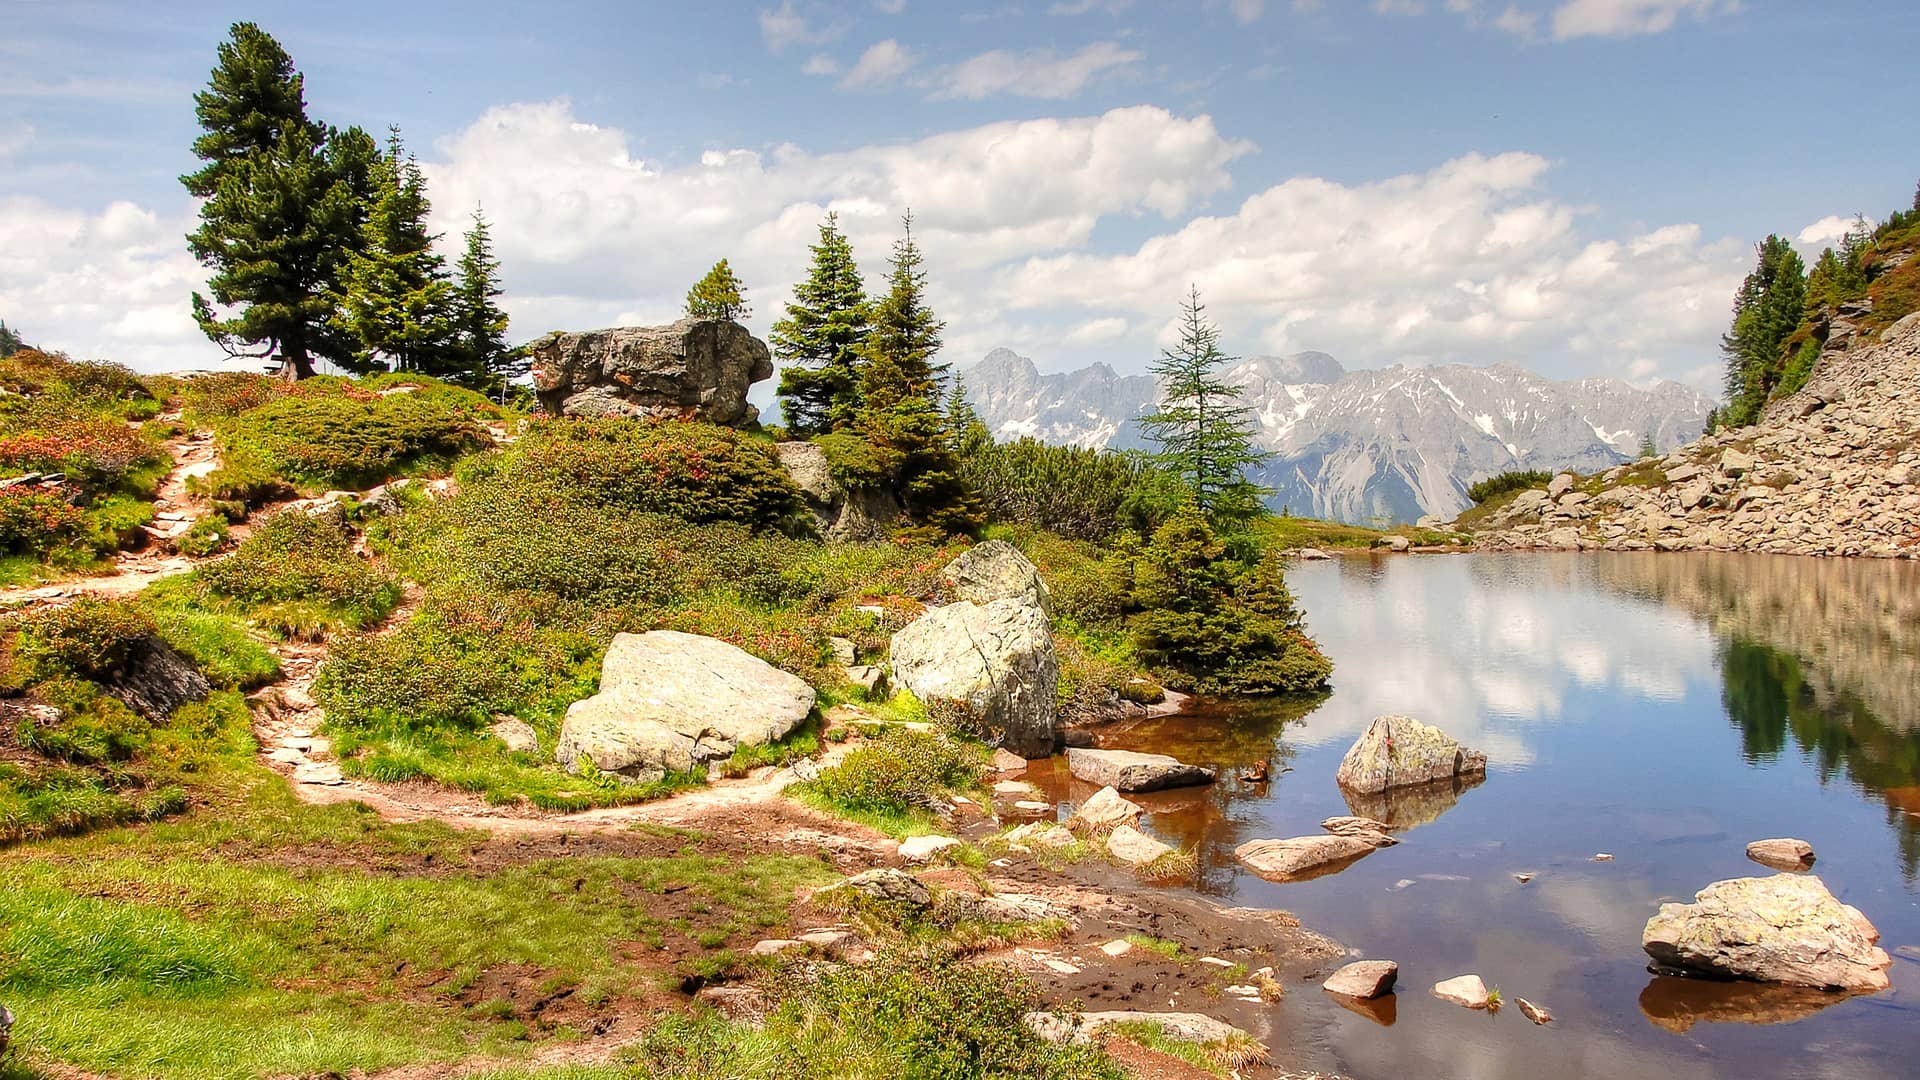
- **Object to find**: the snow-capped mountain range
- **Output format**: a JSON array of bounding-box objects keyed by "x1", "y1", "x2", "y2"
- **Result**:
[{"x1": 962, "y1": 347, "x2": 1716, "y2": 525}]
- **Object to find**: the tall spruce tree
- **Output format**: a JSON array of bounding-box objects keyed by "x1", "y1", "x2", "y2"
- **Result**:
[
  {"x1": 182, "y1": 22, "x2": 372, "y2": 380},
  {"x1": 1719, "y1": 235, "x2": 1807, "y2": 426},
  {"x1": 335, "y1": 128, "x2": 456, "y2": 375},
  {"x1": 0, "y1": 321, "x2": 23, "y2": 359},
  {"x1": 773, "y1": 213, "x2": 869, "y2": 433},
  {"x1": 451, "y1": 209, "x2": 514, "y2": 393},
  {"x1": 854, "y1": 213, "x2": 982, "y2": 537},
  {"x1": 686, "y1": 259, "x2": 750, "y2": 321},
  {"x1": 1139, "y1": 287, "x2": 1270, "y2": 526}
]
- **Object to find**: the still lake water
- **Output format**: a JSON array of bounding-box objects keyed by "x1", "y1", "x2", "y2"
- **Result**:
[{"x1": 1037, "y1": 551, "x2": 1920, "y2": 1080}]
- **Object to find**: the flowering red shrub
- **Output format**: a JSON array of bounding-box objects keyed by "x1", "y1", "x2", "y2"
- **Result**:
[
  {"x1": 0, "y1": 419, "x2": 163, "y2": 489},
  {"x1": 0, "y1": 487, "x2": 85, "y2": 555}
]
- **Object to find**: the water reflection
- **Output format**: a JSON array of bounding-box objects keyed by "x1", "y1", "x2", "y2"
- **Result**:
[
  {"x1": 1638, "y1": 976, "x2": 1848, "y2": 1033},
  {"x1": 1341, "y1": 773, "x2": 1485, "y2": 830}
]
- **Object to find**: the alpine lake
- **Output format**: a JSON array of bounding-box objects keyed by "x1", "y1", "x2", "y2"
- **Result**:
[{"x1": 1024, "y1": 551, "x2": 1920, "y2": 1079}]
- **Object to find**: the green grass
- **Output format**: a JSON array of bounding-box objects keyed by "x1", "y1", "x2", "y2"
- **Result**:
[
  {"x1": 715, "y1": 716, "x2": 821, "y2": 779},
  {"x1": 1104, "y1": 1020, "x2": 1265, "y2": 1077},
  {"x1": 790, "y1": 727, "x2": 987, "y2": 840},
  {"x1": 1123, "y1": 933, "x2": 1190, "y2": 962}
]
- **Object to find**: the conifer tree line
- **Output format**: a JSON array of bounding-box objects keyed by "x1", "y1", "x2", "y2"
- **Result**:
[
  {"x1": 184, "y1": 22, "x2": 514, "y2": 389},
  {"x1": 1715, "y1": 178, "x2": 1920, "y2": 429}
]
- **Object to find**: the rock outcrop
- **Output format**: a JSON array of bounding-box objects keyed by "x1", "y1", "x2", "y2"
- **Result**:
[
  {"x1": 888, "y1": 598, "x2": 1058, "y2": 758},
  {"x1": 775, "y1": 442, "x2": 900, "y2": 540},
  {"x1": 106, "y1": 636, "x2": 212, "y2": 721},
  {"x1": 1641, "y1": 874, "x2": 1892, "y2": 991},
  {"x1": 1064, "y1": 747, "x2": 1215, "y2": 792},
  {"x1": 527, "y1": 319, "x2": 772, "y2": 427},
  {"x1": 943, "y1": 540, "x2": 1052, "y2": 616},
  {"x1": 1334, "y1": 715, "x2": 1487, "y2": 795},
  {"x1": 556, "y1": 631, "x2": 815, "y2": 782},
  {"x1": 1464, "y1": 312, "x2": 1920, "y2": 558},
  {"x1": 1323, "y1": 960, "x2": 1398, "y2": 999}
]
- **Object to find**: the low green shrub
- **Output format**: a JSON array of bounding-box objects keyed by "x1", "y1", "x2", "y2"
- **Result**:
[
  {"x1": 962, "y1": 437, "x2": 1184, "y2": 541},
  {"x1": 1467, "y1": 469, "x2": 1550, "y2": 504},
  {"x1": 193, "y1": 511, "x2": 400, "y2": 634},
  {"x1": 480, "y1": 418, "x2": 806, "y2": 531},
  {"x1": 807, "y1": 727, "x2": 987, "y2": 819},
  {"x1": 7, "y1": 597, "x2": 157, "y2": 684},
  {"x1": 14, "y1": 677, "x2": 152, "y2": 764},
  {"x1": 176, "y1": 515, "x2": 231, "y2": 557}
]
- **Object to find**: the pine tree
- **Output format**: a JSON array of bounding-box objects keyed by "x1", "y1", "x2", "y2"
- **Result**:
[
  {"x1": 335, "y1": 128, "x2": 456, "y2": 375},
  {"x1": 773, "y1": 213, "x2": 869, "y2": 433},
  {"x1": 945, "y1": 371, "x2": 989, "y2": 456},
  {"x1": 1139, "y1": 287, "x2": 1271, "y2": 526},
  {"x1": 182, "y1": 22, "x2": 371, "y2": 380},
  {"x1": 450, "y1": 209, "x2": 515, "y2": 393},
  {"x1": 853, "y1": 213, "x2": 982, "y2": 537},
  {"x1": 1637, "y1": 432, "x2": 1657, "y2": 459},
  {"x1": 0, "y1": 320, "x2": 23, "y2": 359},
  {"x1": 686, "y1": 259, "x2": 750, "y2": 322},
  {"x1": 1719, "y1": 236, "x2": 1806, "y2": 427}
]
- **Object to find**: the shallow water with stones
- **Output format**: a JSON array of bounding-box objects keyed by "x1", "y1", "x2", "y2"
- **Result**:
[{"x1": 1024, "y1": 550, "x2": 1920, "y2": 1080}]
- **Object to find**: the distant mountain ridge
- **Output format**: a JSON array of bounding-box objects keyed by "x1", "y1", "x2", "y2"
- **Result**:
[{"x1": 962, "y1": 347, "x2": 1716, "y2": 524}]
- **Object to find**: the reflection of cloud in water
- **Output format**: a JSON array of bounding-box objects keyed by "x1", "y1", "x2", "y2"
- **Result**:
[{"x1": 1288, "y1": 556, "x2": 1717, "y2": 763}]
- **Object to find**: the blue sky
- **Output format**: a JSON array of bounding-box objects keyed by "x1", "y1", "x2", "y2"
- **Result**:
[{"x1": 3, "y1": 0, "x2": 1916, "y2": 390}]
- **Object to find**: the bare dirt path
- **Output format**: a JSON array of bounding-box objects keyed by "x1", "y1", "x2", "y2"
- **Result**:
[{"x1": 0, "y1": 420, "x2": 215, "y2": 610}]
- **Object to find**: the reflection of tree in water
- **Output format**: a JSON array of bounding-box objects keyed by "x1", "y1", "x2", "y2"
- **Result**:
[
  {"x1": 1720, "y1": 637, "x2": 1920, "y2": 881},
  {"x1": 1101, "y1": 694, "x2": 1324, "y2": 896}
]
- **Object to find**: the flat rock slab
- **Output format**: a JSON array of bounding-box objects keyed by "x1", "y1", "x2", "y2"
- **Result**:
[
  {"x1": 1336, "y1": 714, "x2": 1487, "y2": 795},
  {"x1": 1746, "y1": 837, "x2": 1816, "y2": 871},
  {"x1": 1106, "y1": 824, "x2": 1173, "y2": 868},
  {"x1": 1323, "y1": 960, "x2": 1399, "y2": 999},
  {"x1": 1642, "y1": 873, "x2": 1891, "y2": 991},
  {"x1": 1432, "y1": 974, "x2": 1490, "y2": 1009},
  {"x1": 1320, "y1": 816, "x2": 1399, "y2": 846},
  {"x1": 1236, "y1": 834, "x2": 1379, "y2": 882},
  {"x1": 898, "y1": 835, "x2": 962, "y2": 863},
  {"x1": 1066, "y1": 747, "x2": 1216, "y2": 793}
]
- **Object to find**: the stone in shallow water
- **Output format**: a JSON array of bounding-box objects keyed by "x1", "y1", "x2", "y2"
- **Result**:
[
  {"x1": 1323, "y1": 960, "x2": 1399, "y2": 999},
  {"x1": 1432, "y1": 974, "x2": 1490, "y2": 1009},
  {"x1": 1066, "y1": 786, "x2": 1142, "y2": 835},
  {"x1": 1065, "y1": 747, "x2": 1215, "y2": 792},
  {"x1": 1334, "y1": 715, "x2": 1486, "y2": 795},
  {"x1": 1235, "y1": 834, "x2": 1379, "y2": 881},
  {"x1": 1105, "y1": 824, "x2": 1174, "y2": 867},
  {"x1": 1641, "y1": 874, "x2": 1890, "y2": 991},
  {"x1": 1745, "y1": 837, "x2": 1816, "y2": 871}
]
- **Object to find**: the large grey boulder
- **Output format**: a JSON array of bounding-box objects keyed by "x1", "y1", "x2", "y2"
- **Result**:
[
  {"x1": 888, "y1": 599, "x2": 1058, "y2": 757},
  {"x1": 943, "y1": 540, "x2": 1052, "y2": 616},
  {"x1": 775, "y1": 442, "x2": 900, "y2": 540},
  {"x1": 1065, "y1": 747, "x2": 1215, "y2": 792},
  {"x1": 1335, "y1": 715, "x2": 1487, "y2": 795},
  {"x1": 527, "y1": 319, "x2": 771, "y2": 427},
  {"x1": 556, "y1": 631, "x2": 815, "y2": 782},
  {"x1": 1641, "y1": 874, "x2": 1891, "y2": 991}
]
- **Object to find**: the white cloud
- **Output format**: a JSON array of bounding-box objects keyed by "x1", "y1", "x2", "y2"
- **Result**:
[
  {"x1": 1064, "y1": 316, "x2": 1129, "y2": 344},
  {"x1": 994, "y1": 151, "x2": 1745, "y2": 377},
  {"x1": 933, "y1": 41, "x2": 1143, "y2": 101},
  {"x1": 0, "y1": 123, "x2": 30, "y2": 159},
  {"x1": 1492, "y1": 4, "x2": 1541, "y2": 36},
  {"x1": 1550, "y1": 0, "x2": 1736, "y2": 39},
  {"x1": 801, "y1": 53, "x2": 840, "y2": 76},
  {"x1": 0, "y1": 196, "x2": 219, "y2": 371},
  {"x1": 420, "y1": 100, "x2": 1248, "y2": 352},
  {"x1": 1795, "y1": 214, "x2": 1852, "y2": 247},
  {"x1": 1049, "y1": 0, "x2": 1131, "y2": 12},
  {"x1": 875, "y1": 0, "x2": 907, "y2": 11},
  {"x1": 1372, "y1": 0, "x2": 1427, "y2": 13},
  {"x1": 758, "y1": 1, "x2": 838, "y2": 53},
  {"x1": 840, "y1": 39, "x2": 916, "y2": 90}
]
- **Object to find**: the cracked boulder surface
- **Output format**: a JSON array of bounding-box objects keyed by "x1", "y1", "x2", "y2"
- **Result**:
[
  {"x1": 555, "y1": 631, "x2": 816, "y2": 782},
  {"x1": 887, "y1": 597, "x2": 1059, "y2": 757}
]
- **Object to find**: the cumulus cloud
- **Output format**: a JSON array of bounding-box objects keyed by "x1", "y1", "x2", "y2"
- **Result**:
[
  {"x1": 932, "y1": 41, "x2": 1143, "y2": 100},
  {"x1": 758, "y1": 1, "x2": 838, "y2": 53},
  {"x1": 994, "y1": 151, "x2": 1745, "y2": 377},
  {"x1": 840, "y1": 39, "x2": 916, "y2": 90},
  {"x1": 420, "y1": 100, "x2": 1248, "y2": 346},
  {"x1": 0, "y1": 196, "x2": 218, "y2": 371},
  {"x1": 1795, "y1": 214, "x2": 1853, "y2": 247},
  {"x1": 1549, "y1": 0, "x2": 1737, "y2": 39}
]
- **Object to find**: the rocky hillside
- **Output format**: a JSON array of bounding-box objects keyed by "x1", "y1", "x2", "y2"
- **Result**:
[
  {"x1": 1462, "y1": 311, "x2": 1920, "y2": 558},
  {"x1": 964, "y1": 347, "x2": 1712, "y2": 524}
]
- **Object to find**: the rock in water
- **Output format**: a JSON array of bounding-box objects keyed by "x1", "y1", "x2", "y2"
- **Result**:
[
  {"x1": 556, "y1": 631, "x2": 815, "y2": 782},
  {"x1": 944, "y1": 540, "x2": 1053, "y2": 615},
  {"x1": 1323, "y1": 960, "x2": 1399, "y2": 999},
  {"x1": 1235, "y1": 834, "x2": 1380, "y2": 881},
  {"x1": 1105, "y1": 824, "x2": 1174, "y2": 867},
  {"x1": 1066, "y1": 786, "x2": 1143, "y2": 835},
  {"x1": 1320, "y1": 816, "x2": 1399, "y2": 847},
  {"x1": 1641, "y1": 874, "x2": 1891, "y2": 991},
  {"x1": 1516, "y1": 997, "x2": 1553, "y2": 1025},
  {"x1": 775, "y1": 442, "x2": 901, "y2": 540},
  {"x1": 527, "y1": 319, "x2": 772, "y2": 427},
  {"x1": 888, "y1": 599, "x2": 1058, "y2": 758},
  {"x1": 1065, "y1": 747, "x2": 1215, "y2": 792},
  {"x1": 1746, "y1": 837, "x2": 1816, "y2": 871},
  {"x1": 1335, "y1": 715, "x2": 1487, "y2": 795},
  {"x1": 1432, "y1": 974, "x2": 1490, "y2": 1009}
]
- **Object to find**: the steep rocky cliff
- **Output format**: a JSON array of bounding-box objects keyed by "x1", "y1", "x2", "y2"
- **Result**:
[{"x1": 1463, "y1": 312, "x2": 1920, "y2": 558}]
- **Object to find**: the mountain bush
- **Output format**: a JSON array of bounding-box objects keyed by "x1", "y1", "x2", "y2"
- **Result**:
[
  {"x1": 1467, "y1": 469, "x2": 1550, "y2": 504},
  {"x1": 960, "y1": 437, "x2": 1184, "y2": 541}
]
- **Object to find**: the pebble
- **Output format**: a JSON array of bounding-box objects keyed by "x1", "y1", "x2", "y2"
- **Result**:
[
  {"x1": 1592, "y1": 853, "x2": 1614, "y2": 862},
  {"x1": 1043, "y1": 959, "x2": 1081, "y2": 975},
  {"x1": 1100, "y1": 939, "x2": 1134, "y2": 958}
]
